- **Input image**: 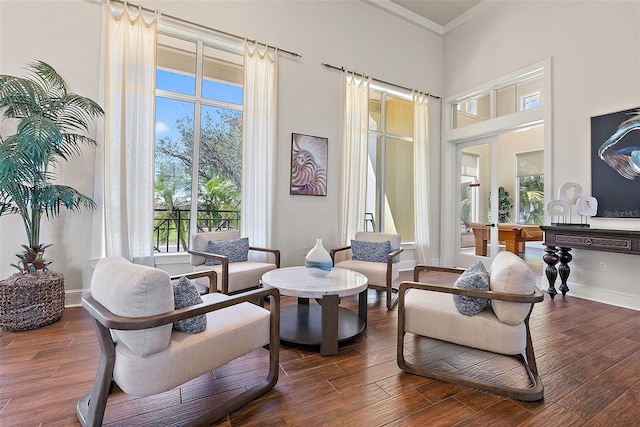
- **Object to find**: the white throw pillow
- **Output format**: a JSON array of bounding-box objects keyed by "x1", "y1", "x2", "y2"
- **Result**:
[
  {"x1": 91, "y1": 257, "x2": 174, "y2": 356},
  {"x1": 489, "y1": 251, "x2": 536, "y2": 325}
]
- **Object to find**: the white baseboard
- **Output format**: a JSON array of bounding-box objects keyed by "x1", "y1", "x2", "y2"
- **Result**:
[
  {"x1": 65, "y1": 290, "x2": 85, "y2": 307},
  {"x1": 558, "y1": 282, "x2": 640, "y2": 311}
]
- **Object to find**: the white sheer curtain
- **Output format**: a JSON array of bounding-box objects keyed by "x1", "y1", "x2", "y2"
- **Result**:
[
  {"x1": 241, "y1": 42, "x2": 277, "y2": 251},
  {"x1": 413, "y1": 91, "x2": 432, "y2": 264},
  {"x1": 103, "y1": 4, "x2": 157, "y2": 265},
  {"x1": 339, "y1": 73, "x2": 371, "y2": 246}
]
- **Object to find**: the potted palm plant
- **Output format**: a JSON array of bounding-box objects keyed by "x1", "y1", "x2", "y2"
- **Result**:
[{"x1": 0, "y1": 61, "x2": 103, "y2": 331}]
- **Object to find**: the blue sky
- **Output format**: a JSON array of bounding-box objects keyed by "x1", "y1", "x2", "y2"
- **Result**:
[{"x1": 155, "y1": 70, "x2": 242, "y2": 143}]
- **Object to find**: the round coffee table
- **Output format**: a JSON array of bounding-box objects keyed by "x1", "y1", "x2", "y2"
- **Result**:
[{"x1": 261, "y1": 266, "x2": 368, "y2": 356}]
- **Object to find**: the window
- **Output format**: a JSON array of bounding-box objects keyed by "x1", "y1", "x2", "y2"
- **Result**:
[
  {"x1": 453, "y1": 93, "x2": 490, "y2": 128},
  {"x1": 154, "y1": 30, "x2": 244, "y2": 253},
  {"x1": 516, "y1": 150, "x2": 544, "y2": 224},
  {"x1": 367, "y1": 89, "x2": 414, "y2": 242},
  {"x1": 460, "y1": 152, "x2": 480, "y2": 229},
  {"x1": 521, "y1": 91, "x2": 541, "y2": 111},
  {"x1": 455, "y1": 71, "x2": 544, "y2": 129}
]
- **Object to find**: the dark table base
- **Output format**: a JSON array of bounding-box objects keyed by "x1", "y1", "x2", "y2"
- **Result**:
[{"x1": 279, "y1": 292, "x2": 367, "y2": 356}]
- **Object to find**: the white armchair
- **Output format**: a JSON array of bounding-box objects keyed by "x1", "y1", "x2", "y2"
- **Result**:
[
  {"x1": 76, "y1": 256, "x2": 280, "y2": 426},
  {"x1": 188, "y1": 230, "x2": 280, "y2": 294},
  {"x1": 330, "y1": 232, "x2": 403, "y2": 310},
  {"x1": 397, "y1": 251, "x2": 544, "y2": 401}
]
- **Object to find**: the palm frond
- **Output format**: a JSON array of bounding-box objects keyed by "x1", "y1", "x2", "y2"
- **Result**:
[
  {"x1": 55, "y1": 94, "x2": 104, "y2": 131},
  {"x1": 0, "y1": 136, "x2": 46, "y2": 185},
  {"x1": 39, "y1": 185, "x2": 96, "y2": 218},
  {"x1": 0, "y1": 76, "x2": 48, "y2": 119},
  {"x1": 16, "y1": 115, "x2": 63, "y2": 163},
  {"x1": 26, "y1": 60, "x2": 67, "y2": 100}
]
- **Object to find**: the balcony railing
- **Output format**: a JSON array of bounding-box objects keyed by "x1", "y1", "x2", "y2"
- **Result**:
[{"x1": 153, "y1": 208, "x2": 240, "y2": 253}]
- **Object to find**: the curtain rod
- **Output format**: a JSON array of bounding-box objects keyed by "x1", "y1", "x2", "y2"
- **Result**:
[
  {"x1": 322, "y1": 63, "x2": 441, "y2": 100},
  {"x1": 108, "y1": 0, "x2": 302, "y2": 58}
]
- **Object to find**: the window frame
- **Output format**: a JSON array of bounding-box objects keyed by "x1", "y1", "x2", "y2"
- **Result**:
[
  {"x1": 367, "y1": 85, "x2": 414, "y2": 242},
  {"x1": 154, "y1": 23, "x2": 244, "y2": 254}
]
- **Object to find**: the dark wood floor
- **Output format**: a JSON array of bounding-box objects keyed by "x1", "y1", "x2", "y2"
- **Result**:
[{"x1": 1, "y1": 269, "x2": 639, "y2": 426}]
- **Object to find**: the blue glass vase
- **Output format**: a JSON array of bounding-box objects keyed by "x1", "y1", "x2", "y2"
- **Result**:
[{"x1": 305, "y1": 238, "x2": 332, "y2": 277}]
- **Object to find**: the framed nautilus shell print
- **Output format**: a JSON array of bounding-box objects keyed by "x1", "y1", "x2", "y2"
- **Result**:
[{"x1": 290, "y1": 133, "x2": 328, "y2": 196}]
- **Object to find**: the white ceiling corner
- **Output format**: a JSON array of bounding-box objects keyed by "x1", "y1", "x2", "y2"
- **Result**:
[{"x1": 363, "y1": 0, "x2": 492, "y2": 35}]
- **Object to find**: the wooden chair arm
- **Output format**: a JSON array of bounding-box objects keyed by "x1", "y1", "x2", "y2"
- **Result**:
[
  {"x1": 398, "y1": 280, "x2": 544, "y2": 304},
  {"x1": 330, "y1": 246, "x2": 351, "y2": 264},
  {"x1": 387, "y1": 247, "x2": 403, "y2": 262},
  {"x1": 249, "y1": 247, "x2": 281, "y2": 268},
  {"x1": 82, "y1": 287, "x2": 280, "y2": 331},
  {"x1": 413, "y1": 264, "x2": 466, "y2": 282},
  {"x1": 169, "y1": 270, "x2": 217, "y2": 292},
  {"x1": 188, "y1": 249, "x2": 229, "y2": 266}
]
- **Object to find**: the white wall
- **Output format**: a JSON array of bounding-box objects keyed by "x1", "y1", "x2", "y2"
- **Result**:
[
  {"x1": 0, "y1": 1, "x2": 443, "y2": 296},
  {"x1": 443, "y1": 1, "x2": 640, "y2": 309},
  {"x1": 4, "y1": 1, "x2": 635, "y2": 310},
  {"x1": 0, "y1": 1, "x2": 103, "y2": 295}
]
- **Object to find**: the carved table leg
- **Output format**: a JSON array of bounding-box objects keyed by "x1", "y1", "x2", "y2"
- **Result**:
[
  {"x1": 557, "y1": 247, "x2": 572, "y2": 296},
  {"x1": 543, "y1": 245, "x2": 559, "y2": 299}
]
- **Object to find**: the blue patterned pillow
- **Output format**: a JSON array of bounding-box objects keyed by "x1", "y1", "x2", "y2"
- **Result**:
[
  {"x1": 453, "y1": 261, "x2": 490, "y2": 316},
  {"x1": 351, "y1": 240, "x2": 391, "y2": 263},
  {"x1": 172, "y1": 276, "x2": 206, "y2": 334},
  {"x1": 204, "y1": 237, "x2": 249, "y2": 266}
]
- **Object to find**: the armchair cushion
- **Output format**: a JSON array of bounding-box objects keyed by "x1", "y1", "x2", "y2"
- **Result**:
[
  {"x1": 452, "y1": 261, "x2": 490, "y2": 316},
  {"x1": 113, "y1": 292, "x2": 272, "y2": 397},
  {"x1": 204, "y1": 237, "x2": 249, "y2": 266},
  {"x1": 194, "y1": 262, "x2": 276, "y2": 293},
  {"x1": 404, "y1": 289, "x2": 526, "y2": 355},
  {"x1": 171, "y1": 276, "x2": 206, "y2": 334},
  {"x1": 351, "y1": 239, "x2": 391, "y2": 263},
  {"x1": 91, "y1": 257, "x2": 173, "y2": 357},
  {"x1": 489, "y1": 251, "x2": 536, "y2": 325}
]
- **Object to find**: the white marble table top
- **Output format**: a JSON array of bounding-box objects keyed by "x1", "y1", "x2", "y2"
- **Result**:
[{"x1": 261, "y1": 266, "x2": 368, "y2": 298}]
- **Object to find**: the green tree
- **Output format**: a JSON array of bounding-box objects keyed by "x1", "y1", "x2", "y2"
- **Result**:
[
  {"x1": 154, "y1": 165, "x2": 190, "y2": 251},
  {"x1": 488, "y1": 187, "x2": 513, "y2": 223},
  {"x1": 155, "y1": 109, "x2": 241, "y2": 191},
  {"x1": 519, "y1": 175, "x2": 544, "y2": 224},
  {"x1": 154, "y1": 108, "x2": 242, "y2": 246},
  {"x1": 199, "y1": 176, "x2": 240, "y2": 230}
]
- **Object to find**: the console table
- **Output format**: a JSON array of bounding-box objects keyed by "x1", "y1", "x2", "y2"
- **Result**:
[{"x1": 540, "y1": 225, "x2": 640, "y2": 298}]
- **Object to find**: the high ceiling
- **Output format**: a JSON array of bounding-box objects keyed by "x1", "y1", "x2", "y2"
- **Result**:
[
  {"x1": 364, "y1": 0, "x2": 486, "y2": 34},
  {"x1": 390, "y1": 0, "x2": 482, "y2": 26}
]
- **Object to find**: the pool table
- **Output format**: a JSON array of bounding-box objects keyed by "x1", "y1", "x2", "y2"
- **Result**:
[{"x1": 467, "y1": 223, "x2": 543, "y2": 256}]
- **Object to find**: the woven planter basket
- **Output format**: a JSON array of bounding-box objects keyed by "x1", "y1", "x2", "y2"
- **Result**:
[{"x1": 0, "y1": 271, "x2": 65, "y2": 331}]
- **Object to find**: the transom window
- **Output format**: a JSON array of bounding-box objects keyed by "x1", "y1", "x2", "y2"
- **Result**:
[{"x1": 453, "y1": 71, "x2": 544, "y2": 129}]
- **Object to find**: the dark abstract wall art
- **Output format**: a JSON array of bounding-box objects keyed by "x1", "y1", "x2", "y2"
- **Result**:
[{"x1": 591, "y1": 107, "x2": 640, "y2": 218}]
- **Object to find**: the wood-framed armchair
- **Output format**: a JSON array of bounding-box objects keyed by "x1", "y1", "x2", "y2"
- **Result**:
[
  {"x1": 188, "y1": 230, "x2": 280, "y2": 295},
  {"x1": 330, "y1": 232, "x2": 403, "y2": 309},
  {"x1": 397, "y1": 251, "x2": 544, "y2": 401},
  {"x1": 77, "y1": 256, "x2": 280, "y2": 426}
]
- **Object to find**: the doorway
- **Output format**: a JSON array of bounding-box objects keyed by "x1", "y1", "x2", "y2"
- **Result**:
[{"x1": 455, "y1": 126, "x2": 545, "y2": 277}]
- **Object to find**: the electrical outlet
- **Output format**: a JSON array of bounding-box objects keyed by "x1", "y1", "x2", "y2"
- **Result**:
[
  {"x1": 598, "y1": 262, "x2": 607, "y2": 272},
  {"x1": 303, "y1": 246, "x2": 309, "y2": 255}
]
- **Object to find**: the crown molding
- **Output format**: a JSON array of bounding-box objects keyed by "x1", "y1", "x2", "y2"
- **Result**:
[
  {"x1": 362, "y1": 0, "x2": 445, "y2": 35},
  {"x1": 362, "y1": 0, "x2": 498, "y2": 35}
]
